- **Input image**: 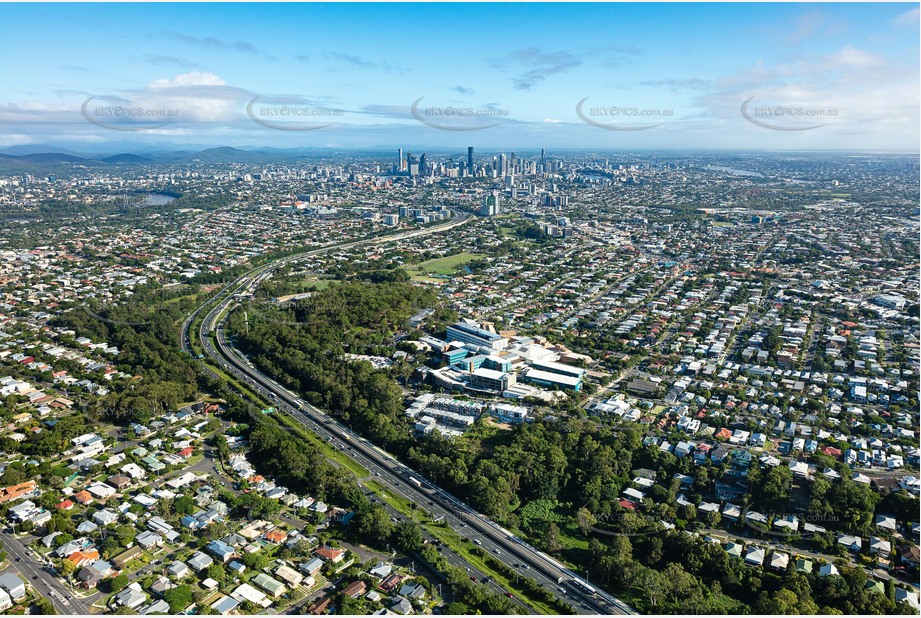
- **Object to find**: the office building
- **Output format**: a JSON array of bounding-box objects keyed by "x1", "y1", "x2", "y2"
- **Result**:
[
  {"x1": 479, "y1": 190, "x2": 501, "y2": 216},
  {"x1": 446, "y1": 321, "x2": 508, "y2": 351},
  {"x1": 522, "y1": 367, "x2": 582, "y2": 391},
  {"x1": 467, "y1": 367, "x2": 516, "y2": 392}
]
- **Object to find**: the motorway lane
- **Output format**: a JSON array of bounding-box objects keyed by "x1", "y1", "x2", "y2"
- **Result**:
[
  {"x1": 201, "y1": 331, "x2": 535, "y2": 613},
  {"x1": 179, "y1": 210, "x2": 473, "y2": 356},
  {"x1": 202, "y1": 292, "x2": 629, "y2": 616},
  {"x1": 0, "y1": 531, "x2": 93, "y2": 614},
  {"x1": 189, "y1": 290, "x2": 536, "y2": 610},
  {"x1": 183, "y1": 211, "x2": 634, "y2": 615}
]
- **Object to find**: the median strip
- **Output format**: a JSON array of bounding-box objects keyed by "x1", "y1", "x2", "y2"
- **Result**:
[{"x1": 364, "y1": 480, "x2": 569, "y2": 615}]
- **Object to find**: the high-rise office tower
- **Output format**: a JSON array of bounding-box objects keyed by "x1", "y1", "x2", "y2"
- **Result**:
[
  {"x1": 419, "y1": 153, "x2": 427, "y2": 175},
  {"x1": 499, "y1": 153, "x2": 508, "y2": 176},
  {"x1": 467, "y1": 147, "x2": 474, "y2": 177},
  {"x1": 480, "y1": 190, "x2": 502, "y2": 216},
  {"x1": 398, "y1": 149, "x2": 404, "y2": 172}
]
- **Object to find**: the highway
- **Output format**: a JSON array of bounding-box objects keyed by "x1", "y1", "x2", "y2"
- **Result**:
[
  {"x1": 182, "y1": 211, "x2": 635, "y2": 615},
  {"x1": 178, "y1": 210, "x2": 475, "y2": 354},
  {"x1": 0, "y1": 530, "x2": 92, "y2": 614}
]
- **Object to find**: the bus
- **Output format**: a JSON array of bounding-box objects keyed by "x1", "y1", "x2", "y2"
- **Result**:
[
  {"x1": 567, "y1": 578, "x2": 597, "y2": 596},
  {"x1": 408, "y1": 477, "x2": 423, "y2": 488}
]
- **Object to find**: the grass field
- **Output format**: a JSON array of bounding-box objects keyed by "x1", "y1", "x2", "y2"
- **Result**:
[
  {"x1": 405, "y1": 252, "x2": 484, "y2": 279},
  {"x1": 286, "y1": 276, "x2": 336, "y2": 291}
]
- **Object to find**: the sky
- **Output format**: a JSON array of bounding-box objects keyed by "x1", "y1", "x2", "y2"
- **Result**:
[{"x1": 0, "y1": 2, "x2": 918, "y2": 152}]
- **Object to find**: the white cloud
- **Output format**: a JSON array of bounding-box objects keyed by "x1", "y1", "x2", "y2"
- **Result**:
[
  {"x1": 893, "y1": 7, "x2": 919, "y2": 28},
  {"x1": 823, "y1": 46, "x2": 885, "y2": 70},
  {"x1": 148, "y1": 72, "x2": 226, "y2": 89}
]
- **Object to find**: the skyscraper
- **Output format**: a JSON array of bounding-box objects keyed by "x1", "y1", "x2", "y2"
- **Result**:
[
  {"x1": 479, "y1": 190, "x2": 501, "y2": 216},
  {"x1": 467, "y1": 147, "x2": 474, "y2": 177},
  {"x1": 398, "y1": 148, "x2": 404, "y2": 172}
]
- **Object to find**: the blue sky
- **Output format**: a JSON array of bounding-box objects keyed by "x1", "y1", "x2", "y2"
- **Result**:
[{"x1": 1, "y1": 2, "x2": 918, "y2": 152}]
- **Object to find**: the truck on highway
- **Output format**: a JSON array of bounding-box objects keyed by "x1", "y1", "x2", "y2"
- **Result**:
[
  {"x1": 408, "y1": 477, "x2": 422, "y2": 488},
  {"x1": 566, "y1": 578, "x2": 597, "y2": 596}
]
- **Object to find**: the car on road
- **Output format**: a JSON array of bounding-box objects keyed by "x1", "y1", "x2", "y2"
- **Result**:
[
  {"x1": 505, "y1": 593, "x2": 513, "y2": 598},
  {"x1": 473, "y1": 539, "x2": 482, "y2": 545},
  {"x1": 522, "y1": 564, "x2": 529, "y2": 570},
  {"x1": 470, "y1": 576, "x2": 477, "y2": 582},
  {"x1": 493, "y1": 548, "x2": 501, "y2": 555}
]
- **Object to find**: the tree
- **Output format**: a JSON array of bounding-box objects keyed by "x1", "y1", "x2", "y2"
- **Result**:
[
  {"x1": 575, "y1": 507, "x2": 596, "y2": 535},
  {"x1": 755, "y1": 464, "x2": 793, "y2": 510},
  {"x1": 214, "y1": 435, "x2": 230, "y2": 463},
  {"x1": 205, "y1": 564, "x2": 226, "y2": 582},
  {"x1": 444, "y1": 601, "x2": 469, "y2": 614},
  {"x1": 391, "y1": 521, "x2": 423, "y2": 552},
  {"x1": 107, "y1": 573, "x2": 129, "y2": 593},
  {"x1": 33, "y1": 596, "x2": 57, "y2": 615},
  {"x1": 353, "y1": 503, "x2": 393, "y2": 546},
  {"x1": 162, "y1": 584, "x2": 194, "y2": 613},
  {"x1": 115, "y1": 525, "x2": 136, "y2": 546},
  {"x1": 755, "y1": 588, "x2": 819, "y2": 614},
  {"x1": 545, "y1": 523, "x2": 563, "y2": 553},
  {"x1": 641, "y1": 536, "x2": 663, "y2": 566},
  {"x1": 241, "y1": 551, "x2": 268, "y2": 571},
  {"x1": 173, "y1": 495, "x2": 196, "y2": 515}
]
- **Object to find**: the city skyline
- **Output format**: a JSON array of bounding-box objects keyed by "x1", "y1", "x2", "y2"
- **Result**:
[{"x1": 1, "y1": 2, "x2": 918, "y2": 152}]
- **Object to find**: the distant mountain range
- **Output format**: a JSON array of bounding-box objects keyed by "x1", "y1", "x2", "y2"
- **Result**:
[{"x1": 0, "y1": 145, "x2": 340, "y2": 173}]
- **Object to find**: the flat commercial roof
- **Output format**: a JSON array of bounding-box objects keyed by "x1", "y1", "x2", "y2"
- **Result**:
[
  {"x1": 524, "y1": 368, "x2": 581, "y2": 386},
  {"x1": 472, "y1": 367, "x2": 506, "y2": 380},
  {"x1": 531, "y1": 359, "x2": 586, "y2": 377},
  {"x1": 449, "y1": 322, "x2": 503, "y2": 341}
]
